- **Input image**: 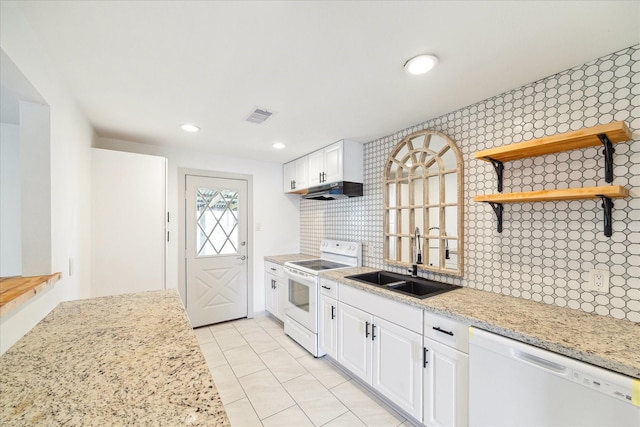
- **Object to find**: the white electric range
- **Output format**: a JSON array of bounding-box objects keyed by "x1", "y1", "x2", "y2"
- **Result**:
[{"x1": 283, "y1": 239, "x2": 362, "y2": 357}]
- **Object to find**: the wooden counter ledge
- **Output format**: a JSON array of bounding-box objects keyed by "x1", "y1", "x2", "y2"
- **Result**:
[{"x1": 0, "y1": 273, "x2": 62, "y2": 317}]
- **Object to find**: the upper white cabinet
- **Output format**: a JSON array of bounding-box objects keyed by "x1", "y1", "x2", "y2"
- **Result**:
[
  {"x1": 283, "y1": 156, "x2": 309, "y2": 193},
  {"x1": 283, "y1": 139, "x2": 363, "y2": 194}
]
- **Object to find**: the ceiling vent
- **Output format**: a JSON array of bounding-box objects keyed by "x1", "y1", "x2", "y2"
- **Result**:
[{"x1": 245, "y1": 108, "x2": 273, "y2": 124}]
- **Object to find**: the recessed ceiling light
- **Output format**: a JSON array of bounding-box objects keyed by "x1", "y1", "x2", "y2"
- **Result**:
[
  {"x1": 180, "y1": 123, "x2": 200, "y2": 132},
  {"x1": 404, "y1": 54, "x2": 439, "y2": 75},
  {"x1": 272, "y1": 142, "x2": 286, "y2": 150}
]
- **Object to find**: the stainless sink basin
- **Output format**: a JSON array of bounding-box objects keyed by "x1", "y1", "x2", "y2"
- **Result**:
[{"x1": 345, "y1": 271, "x2": 459, "y2": 299}]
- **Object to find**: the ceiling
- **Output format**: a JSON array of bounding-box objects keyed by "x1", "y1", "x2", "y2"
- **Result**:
[{"x1": 12, "y1": 1, "x2": 640, "y2": 163}]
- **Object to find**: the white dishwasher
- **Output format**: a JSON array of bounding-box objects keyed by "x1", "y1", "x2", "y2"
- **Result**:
[{"x1": 469, "y1": 327, "x2": 639, "y2": 427}]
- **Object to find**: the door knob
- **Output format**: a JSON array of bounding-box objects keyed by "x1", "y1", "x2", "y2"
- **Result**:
[{"x1": 238, "y1": 255, "x2": 246, "y2": 260}]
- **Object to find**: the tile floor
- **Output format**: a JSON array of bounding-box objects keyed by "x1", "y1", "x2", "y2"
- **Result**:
[{"x1": 194, "y1": 315, "x2": 413, "y2": 427}]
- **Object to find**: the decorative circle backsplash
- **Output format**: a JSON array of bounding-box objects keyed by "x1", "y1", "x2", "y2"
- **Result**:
[{"x1": 301, "y1": 45, "x2": 640, "y2": 323}]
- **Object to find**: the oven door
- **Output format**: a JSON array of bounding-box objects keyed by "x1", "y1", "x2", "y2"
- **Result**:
[{"x1": 283, "y1": 267, "x2": 318, "y2": 333}]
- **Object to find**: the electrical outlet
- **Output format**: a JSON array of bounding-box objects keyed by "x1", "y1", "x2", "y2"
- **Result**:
[{"x1": 588, "y1": 269, "x2": 609, "y2": 293}]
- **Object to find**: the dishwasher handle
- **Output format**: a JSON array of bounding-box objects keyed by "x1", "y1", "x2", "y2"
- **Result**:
[{"x1": 512, "y1": 349, "x2": 567, "y2": 373}]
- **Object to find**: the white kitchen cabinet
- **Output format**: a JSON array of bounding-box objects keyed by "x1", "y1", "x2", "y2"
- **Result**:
[
  {"x1": 284, "y1": 140, "x2": 363, "y2": 194},
  {"x1": 423, "y1": 312, "x2": 469, "y2": 427},
  {"x1": 307, "y1": 148, "x2": 326, "y2": 188},
  {"x1": 319, "y1": 294, "x2": 338, "y2": 359},
  {"x1": 264, "y1": 261, "x2": 286, "y2": 321},
  {"x1": 337, "y1": 302, "x2": 372, "y2": 382},
  {"x1": 319, "y1": 278, "x2": 339, "y2": 359},
  {"x1": 283, "y1": 156, "x2": 308, "y2": 193},
  {"x1": 373, "y1": 317, "x2": 423, "y2": 419},
  {"x1": 337, "y1": 284, "x2": 424, "y2": 420}
]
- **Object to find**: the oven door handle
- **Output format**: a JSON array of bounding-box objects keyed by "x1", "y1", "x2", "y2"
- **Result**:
[{"x1": 284, "y1": 267, "x2": 316, "y2": 286}]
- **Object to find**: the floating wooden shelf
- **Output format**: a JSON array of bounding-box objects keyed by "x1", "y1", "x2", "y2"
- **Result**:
[
  {"x1": 475, "y1": 186, "x2": 629, "y2": 237},
  {"x1": 474, "y1": 121, "x2": 631, "y2": 191},
  {"x1": 474, "y1": 121, "x2": 631, "y2": 163},
  {"x1": 473, "y1": 186, "x2": 629, "y2": 204}
]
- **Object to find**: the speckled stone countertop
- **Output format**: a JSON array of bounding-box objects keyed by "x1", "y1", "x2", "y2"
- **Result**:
[
  {"x1": 0, "y1": 290, "x2": 230, "y2": 426},
  {"x1": 321, "y1": 267, "x2": 640, "y2": 379},
  {"x1": 264, "y1": 253, "x2": 315, "y2": 264}
]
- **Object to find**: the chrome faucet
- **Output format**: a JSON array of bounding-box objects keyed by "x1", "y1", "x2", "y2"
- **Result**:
[
  {"x1": 409, "y1": 227, "x2": 422, "y2": 277},
  {"x1": 428, "y1": 226, "x2": 450, "y2": 262}
]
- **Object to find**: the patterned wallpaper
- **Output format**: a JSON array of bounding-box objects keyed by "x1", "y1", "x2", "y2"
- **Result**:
[{"x1": 300, "y1": 45, "x2": 640, "y2": 323}]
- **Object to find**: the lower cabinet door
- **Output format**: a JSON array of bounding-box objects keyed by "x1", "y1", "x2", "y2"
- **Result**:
[
  {"x1": 275, "y1": 277, "x2": 286, "y2": 321},
  {"x1": 424, "y1": 338, "x2": 469, "y2": 427},
  {"x1": 337, "y1": 302, "x2": 373, "y2": 384},
  {"x1": 372, "y1": 317, "x2": 423, "y2": 420},
  {"x1": 319, "y1": 295, "x2": 338, "y2": 358},
  {"x1": 265, "y1": 273, "x2": 277, "y2": 316}
]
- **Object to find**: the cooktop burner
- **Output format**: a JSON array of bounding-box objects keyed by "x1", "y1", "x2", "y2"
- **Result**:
[{"x1": 289, "y1": 259, "x2": 350, "y2": 271}]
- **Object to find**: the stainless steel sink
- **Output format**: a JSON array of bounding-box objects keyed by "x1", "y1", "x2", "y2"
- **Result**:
[{"x1": 345, "y1": 271, "x2": 459, "y2": 299}]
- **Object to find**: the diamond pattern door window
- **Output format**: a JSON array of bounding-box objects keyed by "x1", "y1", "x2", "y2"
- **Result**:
[{"x1": 196, "y1": 188, "x2": 239, "y2": 256}]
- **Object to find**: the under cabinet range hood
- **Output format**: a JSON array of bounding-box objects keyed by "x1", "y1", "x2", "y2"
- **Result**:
[{"x1": 302, "y1": 181, "x2": 363, "y2": 200}]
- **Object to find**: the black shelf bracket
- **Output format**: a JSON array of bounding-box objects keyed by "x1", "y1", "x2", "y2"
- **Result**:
[
  {"x1": 484, "y1": 157, "x2": 505, "y2": 192},
  {"x1": 487, "y1": 202, "x2": 504, "y2": 233},
  {"x1": 597, "y1": 195, "x2": 614, "y2": 237},
  {"x1": 597, "y1": 133, "x2": 615, "y2": 183}
]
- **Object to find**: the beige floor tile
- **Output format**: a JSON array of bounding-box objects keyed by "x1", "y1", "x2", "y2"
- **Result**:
[
  {"x1": 200, "y1": 340, "x2": 227, "y2": 369},
  {"x1": 297, "y1": 354, "x2": 350, "y2": 389},
  {"x1": 282, "y1": 373, "x2": 348, "y2": 426},
  {"x1": 261, "y1": 405, "x2": 314, "y2": 427},
  {"x1": 209, "y1": 363, "x2": 246, "y2": 405},
  {"x1": 274, "y1": 334, "x2": 309, "y2": 359},
  {"x1": 224, "y1": 397, "x2": 263, "y2": 427},
  {"x1": 259, "y1": 348, "x2": 307, "y2": 383},
  {"x1": 233, "y1": 318, "x2": 264, "y2": 334},
  {"x1": 209, "y1": 320, "x2": 238, "y2": 332},
  {"x1": 224, "y1": 345, "x2": 268, "y2": 378},
  {"x1": 193, "y1": 326, "x2": 216, "y2": 344},
  {"x1": 212, "y1": 326, "x2": 248, "y2": 351},
  {"x1": 238, "y1": 369, "x2": 296, "y2": 420},
  {"x1": 322, "y1": 411, "x2": 367, "y2": 427},
  {"x1": 262, "y1": 324, "x2": 287, "y2": 338},
  {"x1": 331, "y1": 380, "x2": 405, "y2": 427},
  {"x1": 255, "y1": 315, "x2": 282, "y2": 329},
  {"x1": 242, "y1": 330, "x2": 281, "y2": 354}
]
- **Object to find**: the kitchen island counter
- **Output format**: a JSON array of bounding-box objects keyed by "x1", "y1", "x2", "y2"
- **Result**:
[
  {"x1": 322, "y1": 267, "x2": 640, "y2": 379},
  {"x1": 0, "y1": 290, "x2": 230, "y2": 426}
]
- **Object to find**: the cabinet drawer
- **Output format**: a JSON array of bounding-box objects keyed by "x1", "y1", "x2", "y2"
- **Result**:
[
  {"x1": 320, "y1": 278, "x2": 338, "y2": 299},
  {"x1": 265, "y1": 261, "x2": 284, "y2": 278},
  {"x1": 340, "y1": 284, "x2": 422, "y2": 334},
  {"x1": 424, "y1": 311, "x2": 469, "y2": 353}
]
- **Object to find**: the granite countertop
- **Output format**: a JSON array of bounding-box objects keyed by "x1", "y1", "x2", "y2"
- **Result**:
[
  {"x1": 321, "y1": 267, "x2": 640, "y2": 379},
  {"x1": 0, "y1": 290, "x2": 230, "y2": 426},
  {"x1": 264, "y1": 253, "x2": 315, "y2": 264}
]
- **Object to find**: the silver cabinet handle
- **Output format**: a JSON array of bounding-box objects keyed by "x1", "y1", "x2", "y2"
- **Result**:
[{"x1": 238, "y1": 255, "x2": 246, "y2": 260}]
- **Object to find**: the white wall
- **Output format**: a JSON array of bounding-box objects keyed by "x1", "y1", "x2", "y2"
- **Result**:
[
  {"x1": 96, "y1": 137, "x2": 300, "y2": 314},
  {"x1": 19, "y1": 100, "x2": 51, "y2": 276},
  {"x1": 0, "y1": 1, "x2": 94, "y2": 354},
  {"x1": 91, "y1": 148, "x2": 167, "y2": 297},
  {"x1": 0, "y1": 123, "x2": 21, "y2": 276}
]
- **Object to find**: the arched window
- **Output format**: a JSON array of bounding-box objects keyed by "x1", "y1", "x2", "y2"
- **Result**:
[{"x1": 384, "y1": 130, "x2": 464, "y2": 275}]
